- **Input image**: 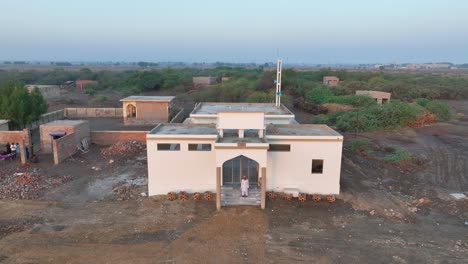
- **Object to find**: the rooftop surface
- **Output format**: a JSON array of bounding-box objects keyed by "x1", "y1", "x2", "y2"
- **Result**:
[
  {"x1": 150, "y1": 124, "x2": 217, "y2": 135},
  {"x1": 120, "y1": 96, "x2": 175, "y2": 102},
  {"x1": 42, "y1": 120, "x2": 88, "y2": 127},
  {"x1": 0, "y1": 120, "x2": 8, "y2": 125},
  {"x1": 191, "y1": 102, "x2": 294, "y2": 115},
  {"x1": 266, "y1": 124, "x2": 342, "y2": 137},
  {"x1": 216, "y1": 137, "x2": 267, "y2": 144}
]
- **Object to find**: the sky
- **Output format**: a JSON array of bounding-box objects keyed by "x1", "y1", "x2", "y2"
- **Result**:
[{"x1": 1, "y1": 0, "x2": 467, "y2": 64}]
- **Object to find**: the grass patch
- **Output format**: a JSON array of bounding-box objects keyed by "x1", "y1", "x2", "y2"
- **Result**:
[
  {"x1": 383, "y1": 147, "x2": 412, "y2": 163},
  {"x1": 346, "y1": 138, "x2": 370, "y2": 154}
]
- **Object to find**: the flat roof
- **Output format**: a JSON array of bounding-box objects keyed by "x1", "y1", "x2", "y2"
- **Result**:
[
  {"x1": 150, "y1": 124, "x2": 217, "y2": 135},
  {"x1": 120, "y1": 96, "x2": 175, "y2": 102},
  {"x1": 191, "y1": 102, "x2": 294, "y2": 115},
  {"x1": 42, "y1": 120, "x2": 88, "y2": 127},
  {"x1": 266, "y1": 124, "x2": 342, "y2": 137}
]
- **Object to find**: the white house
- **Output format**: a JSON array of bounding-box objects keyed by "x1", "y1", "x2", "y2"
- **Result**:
[{"x1": 147, "y1": 102, "x2": 343, "y2": 209}]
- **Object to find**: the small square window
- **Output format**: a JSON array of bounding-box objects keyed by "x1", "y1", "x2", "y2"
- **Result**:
[
  {"x1": 157, "y1": 143, "x2": 180, "y2": 151},
  {"x1": 312, "y1": 159, "x2": 324, "y2": 174}
]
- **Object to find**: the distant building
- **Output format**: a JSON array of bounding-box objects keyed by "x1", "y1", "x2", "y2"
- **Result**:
[
  {"x1": 75, "y1": 80, "x2": 98, "y2": 92},
  {"x1": 193, "y1": 77, "x2": 217, "y2": 87},
  {"x1": 25, "y1": 85, "x2": 62, "y2": 99},
  {"x1": 356, "y1": 90, "x2": 391, "y2": 104},
  {"x1": 407, "y1": 63, "x2": 451, "y2": 70},
  {"x1": 221, "y1": 77, "x2": 231, "y2": 83},
  {"x1": 323, "y1": 76, "x2": 340, "y2": 87},
  {"x1": 0, "y1": 120, "x2": 9, "y2": 131},
  {"x1": 120, "y1": 96, "x2": 175, "y2": 125}
]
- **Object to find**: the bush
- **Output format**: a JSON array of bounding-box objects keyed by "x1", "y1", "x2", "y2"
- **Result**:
[
  {"x1": 415, "y1": 98, "x2": 430, "y2": 107},
  {"x1": 91, "y1": 95, "x2": 108, "y2": 105},
  {"x1": 334, "y1": 101, "x2": 423, "y2": 132},
  {"x1": 384, "y1": 148, "x2": 412, "y2": 163},
  {"x1": 425, "y1": 100, "x2": 454, "y2": 121},
  {"x1": 305, "y1": 86, "x2": 335, "y2": 104},
  {"x1": 346, "y1": 138, "x2": 370, "y2": 153},
  {"x1": 329, "y1": 94, "x2": 376, "y2": 107}
]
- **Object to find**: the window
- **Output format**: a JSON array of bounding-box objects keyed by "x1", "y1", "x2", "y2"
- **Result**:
[
  {"x1": 188, "y1": 144, "x2": 211, "y2": 151},
  {"x1": 157, "y1": 143, "x2": 180, "y2": 151},
  {"x1": 268, "y1": 144, "x2": 290, "y2": 152},
  {"x1": 312, "y1": 159, "x2": 324, "y2": 174}
]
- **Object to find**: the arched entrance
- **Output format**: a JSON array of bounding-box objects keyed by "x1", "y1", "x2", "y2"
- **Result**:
[
  {"x1": 127, "y1": 104, "x2": 136, "y2": 118},
  {"x1": 222, "y1": 155, "x2": 258, "y2": 186}
]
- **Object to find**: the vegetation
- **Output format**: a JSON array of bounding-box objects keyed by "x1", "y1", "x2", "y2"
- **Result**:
[
  {"x1": 424, "y1": 100, "x2": 455, "y2": 121},
  {"x1": 384, "y1": 147, "x2": 412, "y2": 163},
  {"x1": 0, "y1": 81, "x2": 48, "y2": 128},
  {"x1": 346, "y1": 138, "x2": 370, "y2": 154}
]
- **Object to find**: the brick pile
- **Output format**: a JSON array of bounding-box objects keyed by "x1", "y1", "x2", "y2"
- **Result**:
[
  {"x1": 0, "y1": 169, "x2": 72, "y2": 199},
  {"x1": 100, "y1": 141, "x2": 144, "y2": 157}
]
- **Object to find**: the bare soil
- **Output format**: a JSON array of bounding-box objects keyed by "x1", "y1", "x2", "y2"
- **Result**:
[{"x1": 0, "y1": 101, "x2": 467, "y2": 263}]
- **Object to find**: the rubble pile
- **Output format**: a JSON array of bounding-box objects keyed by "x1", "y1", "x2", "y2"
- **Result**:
[
  {"x1": 0, "y1": 170, "x2": 73, "y2": 199},
  {"x1": 101, "y1": 141, "x2": 144, "y2": 157},
  {"x1": 112, "y1": 181, "x2": 141, "y2": 200}
]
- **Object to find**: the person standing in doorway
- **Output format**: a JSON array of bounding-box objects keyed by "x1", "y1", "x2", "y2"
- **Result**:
[
  {"x1": 241, "y1": 175, "x2": 249, "y2": 197},
  {"x1": 10, "y1": 143, "x2": 16, "y2": 158}
]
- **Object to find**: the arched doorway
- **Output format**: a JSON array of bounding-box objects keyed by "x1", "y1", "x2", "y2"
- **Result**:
[
  {"x1": 127, "y1": 104, "x2": 136, "y2": 118},
  {"x1": 222, "y1": 155, "x2": 258, "y2": 186}
]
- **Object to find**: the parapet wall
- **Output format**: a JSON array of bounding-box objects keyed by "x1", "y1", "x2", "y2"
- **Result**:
[
  {"x1": 52, "y1": 133, "x2": 77, "y2": 165},
  {"x1": 64, "y1": 108, "x2": 123, "y2": 118},
  {"x1": 90, "y1": 131, "x2": 147, "y2": 145}
]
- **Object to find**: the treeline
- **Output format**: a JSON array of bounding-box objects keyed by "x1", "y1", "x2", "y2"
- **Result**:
[{"x1": 1, "y1": 67, "x2": 468, "y2": 101}]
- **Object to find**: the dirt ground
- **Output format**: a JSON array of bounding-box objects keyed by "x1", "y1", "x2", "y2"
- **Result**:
[{"x1": 0, "y1": 102, "x2": 467, "y2": 263}]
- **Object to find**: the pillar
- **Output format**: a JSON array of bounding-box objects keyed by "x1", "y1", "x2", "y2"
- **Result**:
[
  {"x1": 20, "y1": 141, "x2": 26, "y2": 165},
  {"x1": 261, "y1": 167, "x2": 266, "y2": 209},
  {"x1": 238, "y1": 129, "x2": 244, "y2": 138},
  {"x1": 216, "y1": 167, "x2": 221, "y2": 210}
]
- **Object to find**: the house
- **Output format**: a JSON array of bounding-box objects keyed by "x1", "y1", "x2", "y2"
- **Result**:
[
  {"x1": 356, "y1": 90, "x2": 391, "y2": 104},
  {"x1": 146, "y1": 102, "x2": 343, "y2": 209},
  {"x1": 75, "y1": 80, "x2": 98, "y2": 92},
  {"x1": 120, "y1": 96, "x2": 175, "y2": 125},
  {"x1": 25, "y1": 85, "x2": 62, "y2": 99},
  {"x1": 0, "y1": 120, "x2": 9, "y2": 131},
  {"x1": 193, "y1": 76, "x2": 217, "y2": 87},
  {"x1": 39, "y1": 120, "x2": 90, "y2": 154},
  {"x1": 323, "y1": 76, "x2": 340, "y2": 86}
]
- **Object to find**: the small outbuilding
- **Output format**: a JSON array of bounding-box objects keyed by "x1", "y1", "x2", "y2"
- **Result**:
[
  {"x1": 323, "y1": 76, "x2": 340, "y2": 86},
  {"x1": 193, "y1": 77, "x2": 217, "y2": 87},
  {"x1": 40, "y1": 120, "x2": 90, "y2": 154},
  {"x1": 356, "y1": 90, "x2": 391, "y2": 104},
  {"x1": 0, "y1": 120, "x2": 9, "y2": 131},
  {"x1": 120, "y1": 96, "x2": 175, "y2": 125}
]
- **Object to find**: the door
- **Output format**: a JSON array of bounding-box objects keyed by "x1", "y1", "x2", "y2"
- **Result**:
[{"x1": 222, "y1": 155, "x2": 258, "y2": 186}]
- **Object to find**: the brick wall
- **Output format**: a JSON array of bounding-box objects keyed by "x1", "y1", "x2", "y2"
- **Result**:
[
  {"x1": 0, "y1": 129, "x2": 30, "y2": 164},
  {"x1": 64, "y1": 108, "x2": 123, "y2": 118},
  {"x1": 91, "y1": 131, "x2": 147, "y2": 145},
  {"x1": 52, "y1": 133, "x2": 77, "y2": 165}
]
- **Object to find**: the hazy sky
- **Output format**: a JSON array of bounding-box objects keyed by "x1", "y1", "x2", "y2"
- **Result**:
[{"x1": 1, "y1": 0, "x2": 467, "y2": 63}]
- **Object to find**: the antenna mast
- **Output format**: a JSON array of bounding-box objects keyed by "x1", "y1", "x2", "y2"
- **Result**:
[{"x1": 275, "y1": 58, "x2": 282, "y2": 107}]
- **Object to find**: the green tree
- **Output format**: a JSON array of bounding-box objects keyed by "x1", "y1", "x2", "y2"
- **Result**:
[{"x1": 0, "y1": 81, "x2": 48, "y2": 128}]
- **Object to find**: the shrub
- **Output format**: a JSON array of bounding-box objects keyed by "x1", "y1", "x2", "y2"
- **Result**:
[
  {"x1": 91, "y1": 95, "x2": 108, "y2": 105},
  {"x1": 415, "y1": 98, "x2": 430, "y2": 107},
  {"x1": 346, "y1": 138, "x2": 370, "y2": 153},
  {"x1": 63, "y1": 98, "x2": 75, "y2": 104},
  {"x1": 384, "y1": 148, "x2": 412, "y2": 163},
  {"x1": 329, "y1": 94, "x2": 376, "y2": 107},
  {"x1": 425, "y1": 100, "x2": 454, "y2": 121},
  {"x1": 305, "y1": 86, "x2": 335, "y2": 104}
]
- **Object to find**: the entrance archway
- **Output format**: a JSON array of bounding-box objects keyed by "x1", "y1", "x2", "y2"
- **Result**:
[
  {"x1": 222, "y1": 155, "x2": 258, "y2": 186},
  {"x1": 127, "y1": 104, "x2": 136, "y2": 118}
]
